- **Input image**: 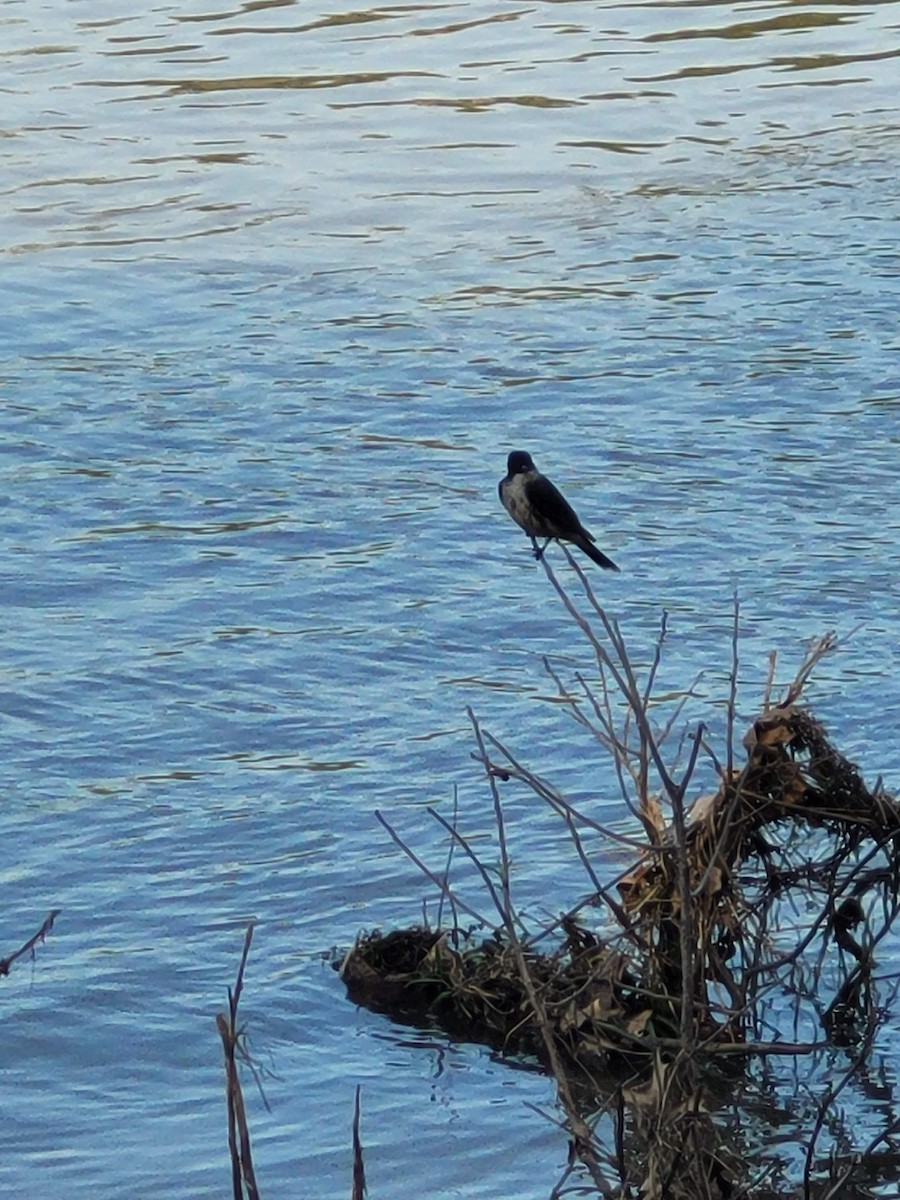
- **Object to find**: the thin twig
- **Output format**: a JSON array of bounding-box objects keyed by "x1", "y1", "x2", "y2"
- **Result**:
[
  {"x1": 479, "y1": 732, "x2": 649, "y2": 852},
  {"x1": 0, "y1": 910, "x2": 60, "y2": 977},
  {"x1": 475, "y1": 735, "x2": 643, "y2": 944},
  {"x1": 572, "y1": 667, "x2": 643, "y2": 816},
  {"x1": 426, "y1": 805, "x2": 528, "y2": 936},
  {"x1": 637, "y1": 610, "x2": 669, "y2": 814},
  {"x1": 218, "y1": 922, "x2": 261, "y2": 1200},
  {"x1": 542, "y1": 549, "x2": 680, "y2": 809},
  {"x1": 726, "y1": 592, "x2": 740, "y2": 782},
  {"x1": 469, "y1": 706, "x2": 616, "y2": 1197},
  {"x1": 436, "y1": 785, "x2": 460, "y2": 931},
  {"x1": 762, "y1": 649, "x2": 777, "y2": 712},
  {"x1": 351, "y1": 1084, "x2": 366, "y2": 1200},
  {"x1": 803, "y1": 1012, "x2": 880, "y2": 1200},
  {"x1": 375, "y1": 810, "x2": 490, "y2": 928},
  {"x1": 783, "y1": 631, "x2": 839, "y2": 706},
  {"x1": 671, "y1": 724, "x2": 705, "y2": 1049}
]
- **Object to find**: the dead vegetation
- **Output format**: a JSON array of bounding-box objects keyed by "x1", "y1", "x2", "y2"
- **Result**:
[
  {"x1": 219, "y1": 922, "x2": 262, "y2": 1200},
  {"x1": 0, "y1": 910, "x2": 60, "y2": 979},
  {"x1": 338, "y1": 549, "x2": 900, "y2": 1199}
]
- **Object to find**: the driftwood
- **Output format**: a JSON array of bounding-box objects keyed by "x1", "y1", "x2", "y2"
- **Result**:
[{"x1": 338, "y1": 557, "x2": 900, "y2": 1199}]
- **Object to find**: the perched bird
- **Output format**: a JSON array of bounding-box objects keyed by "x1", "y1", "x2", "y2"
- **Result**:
[{"x1": 499, "y1": 450, "x2": 619, "y2": 571}]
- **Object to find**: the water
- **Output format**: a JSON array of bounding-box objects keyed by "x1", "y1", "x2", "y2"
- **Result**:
[{"x1": 2, "y1": 0, "x2": 900, "y2": 1195}]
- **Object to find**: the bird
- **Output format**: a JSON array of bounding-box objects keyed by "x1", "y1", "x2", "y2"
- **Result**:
[{"x1": 499, "y1": 450, "x2": 619, "y2": 571}]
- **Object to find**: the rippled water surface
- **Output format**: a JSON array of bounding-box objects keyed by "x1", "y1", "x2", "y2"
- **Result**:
[{"x1": 3, "y1": 0, "x2": 900, "y2": 1195}]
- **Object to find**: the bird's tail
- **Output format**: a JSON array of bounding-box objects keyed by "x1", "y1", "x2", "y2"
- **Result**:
[{"x1": 577, "y1": 537, "x2": 619, "y2": 572}]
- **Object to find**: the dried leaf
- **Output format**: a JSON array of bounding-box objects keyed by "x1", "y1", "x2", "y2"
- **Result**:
[{"x1": 626, "y1": 1009, "x2": 653, "y2": 1037}]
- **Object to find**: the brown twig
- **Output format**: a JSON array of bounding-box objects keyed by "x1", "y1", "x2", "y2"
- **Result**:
[
  {"x1": 726, "y1": 592, "x2": 740, "y2": 783},
  {"x1": 479, "y1": 730, "x2": 649, "y2": 852},
  {"x1": 762, "y1": 649, "x2": 778, "y2": 713},
  {"x1": 436, "y1": 785, "x2": 461, "y2": 931},
  {"x1": 351, "y1": 554, "x2": 900, "y2": 1199},
  {"x1": 474, "y1": 731, "x2": 643, "y2": 947},
  {"x1": 0, "y1": 909, "x2": 60, "y2": 977},
  {"x1": 425, "y1": 803, "x2": 522, "y2": 929},
  {"x1": 670, "y1": 724, "x2": 705, "y2": 1050},
  {"x1": 783, "y1": 631, "x2": 839, "y2": 706},
  {"x1": 350, "y1": 1084, "x2": 366, "y2": 1200},
  {"x1": 375, "y1": 809, "x2": 490, "y2": 928},
  {"x1": 541, "y1": 549, "x2": 681, "y2": 819},
  {"x1": 468, "y1": 706, "x2": 617, "y2": 1198},
  {"x1": 802, "y1": 1010, "x2": 880, "y2": 1200},
  {"x1": 217, "y1": 922, "x2": 261, "y2": 1200}
]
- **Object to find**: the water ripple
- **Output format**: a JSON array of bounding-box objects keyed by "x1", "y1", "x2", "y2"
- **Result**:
[{"x1": 2, "y1": 1, "x2": 900, "y2": 1197}]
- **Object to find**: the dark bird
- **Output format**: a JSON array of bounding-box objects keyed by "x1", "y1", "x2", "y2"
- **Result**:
[{"x1": 499, "y1": 450, "x2": 619, "y2": 571}]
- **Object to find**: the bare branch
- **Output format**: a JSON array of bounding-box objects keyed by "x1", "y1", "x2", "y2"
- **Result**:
[
  {"x1": 218, "y1": 923, "x2": 261, "y2": 1200},
  {"x1": 0, "y1": 910, "x2": 60, "y2": 978},
  {"x1": 350, "y1": 1085, "x2": 366, "y2": 1200}
]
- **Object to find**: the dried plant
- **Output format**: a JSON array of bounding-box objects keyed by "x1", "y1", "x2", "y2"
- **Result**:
[
  {"x1": 0, "y1": 909, "x2": 60, "y2": 978},
  {"x1": 342, "y1": 556, "x2": 900, "y2": 1198}
]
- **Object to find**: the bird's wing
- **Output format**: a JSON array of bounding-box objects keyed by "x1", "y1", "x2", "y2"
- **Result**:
[{"x1": 524, "y1": 473, "x2": 589, "y2": 539}]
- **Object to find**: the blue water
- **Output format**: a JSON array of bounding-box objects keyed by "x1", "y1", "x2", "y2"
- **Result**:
[{"x1": 2, "y1": 0, "x2": 900, "y2": 1195}]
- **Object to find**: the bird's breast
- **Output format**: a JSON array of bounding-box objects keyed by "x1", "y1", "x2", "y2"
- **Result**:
[{"x1": 501, "y1": 474, "x2": 536, "y2": 532}]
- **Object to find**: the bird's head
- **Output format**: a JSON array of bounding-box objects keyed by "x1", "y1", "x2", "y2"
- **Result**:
[{"x1": 507, "y1": 450, "x2": 535, "y2": 476}]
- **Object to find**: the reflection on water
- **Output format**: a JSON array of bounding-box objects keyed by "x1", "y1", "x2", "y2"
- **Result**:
[
  {"x1": 2, "y1": 0, "x2": 900, "y2": 1197},
  {"x1": 3, "y1": 0, "x2": 899, "y2": 254}
]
